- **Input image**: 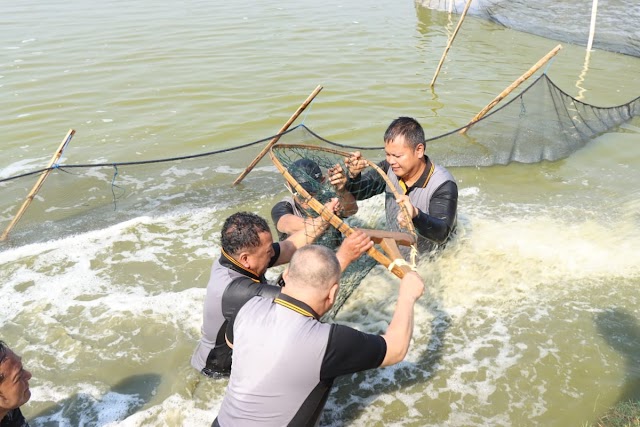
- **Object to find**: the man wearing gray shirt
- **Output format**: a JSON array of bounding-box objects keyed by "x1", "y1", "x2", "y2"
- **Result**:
[{"x1": 213, "y1": 245, "x2": 424, "y2": 426}]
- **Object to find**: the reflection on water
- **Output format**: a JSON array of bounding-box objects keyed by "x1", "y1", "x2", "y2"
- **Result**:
[{"x1": 596, "y1": 309, "x2": 640, "y2": 405}]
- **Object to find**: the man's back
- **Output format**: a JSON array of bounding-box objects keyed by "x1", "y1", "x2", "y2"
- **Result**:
[{"x1": 215, "y1": 294, "x2": 386, "y2": 426}]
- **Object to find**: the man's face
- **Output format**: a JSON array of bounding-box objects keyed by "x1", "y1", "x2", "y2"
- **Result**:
[
  {"x1": 384, "y1": 135, "x2": 424, "y2": 180},
  {"x1": 0, "y1": 349, "x2": 32, "y2": 412},
  {"x1": 244, "y1": 231, "x2": 276, "y2": 277}
]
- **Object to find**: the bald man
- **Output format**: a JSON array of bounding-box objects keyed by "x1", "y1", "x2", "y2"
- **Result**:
[{"x1": 213, "y1": 245, "x2": 425, "y2": 427}]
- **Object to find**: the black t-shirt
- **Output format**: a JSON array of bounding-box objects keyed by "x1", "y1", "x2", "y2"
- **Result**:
[{"x1": 1, "y1": 408, "x2": 29, "y2": 427}]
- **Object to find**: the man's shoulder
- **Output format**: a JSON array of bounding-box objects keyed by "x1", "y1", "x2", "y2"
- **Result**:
[{"x1": 1, "y1": 408, "x2": 29, "y2": 427}]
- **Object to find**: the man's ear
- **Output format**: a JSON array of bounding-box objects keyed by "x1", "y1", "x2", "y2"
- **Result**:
[
  {"x1": 238, "y1": 251, "x2": 251, "y2": 268},
  {"x1": 415, "y1": 143, "x2": 425, "y2": 159},
  {"x1": 282, "y1": 268, "x2": 289, "y2": 282},
  {"x1": 328, "y1": 283, "x2": 339, "y2": 306}
]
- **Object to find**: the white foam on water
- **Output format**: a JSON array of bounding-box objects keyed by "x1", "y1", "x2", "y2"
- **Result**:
[
  {"x1": 108, "y1": 393, "x2": 218, "y2": 427},
  {"x1": 1, "y1": 176, "x2": 637, "y2": 426},
  {"x1": 0, "y1": 158, "x2": 49, "y2": 179},
  {"x1": 30, "y1": 382, "x2": 146, "y2": 427}
]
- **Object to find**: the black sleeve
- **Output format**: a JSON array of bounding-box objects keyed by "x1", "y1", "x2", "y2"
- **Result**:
[
  {"x1": 268, "y1": 242, "x2": 281, "y2": 268},
  {"x1": 345, "y1": 160, "x2": 389, "y2": 200},
  {"x1": 413, "y1": 180, "x2": 458, "y2": 243},
  {"x1": 223, "y1": 279, "x2": 281, "y2": 344},
  {"x1": 271, "y1": 201, "x2": 295, "y2": 241},
  {"x1": 320, "y1": 324, "x2": 387, "y2": 380}
]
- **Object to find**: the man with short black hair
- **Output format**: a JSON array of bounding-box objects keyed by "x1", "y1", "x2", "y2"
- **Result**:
[
  {"x1": 343, "y1": 117, "x2": 458, "y2": 252},
  {"x1": 213, "y1": 245, "x2": 424, "y2": 426},
  {"x1": 0, "y1": 341, "x2": 32, "y2": 427},
  {"x1": 191, "y1": 207, "x2": 373, "y2": 378}
]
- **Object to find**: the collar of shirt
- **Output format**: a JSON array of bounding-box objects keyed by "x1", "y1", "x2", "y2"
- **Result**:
[
  {"x1": 398, "y1": 156, "x2": 434, "y2": 195},
  {"x1": 219, "y1": 248, "x2": 263, "y2": 282},
  {"x1": 274, "y1": 293, "x2": 321, "y2": 320}
]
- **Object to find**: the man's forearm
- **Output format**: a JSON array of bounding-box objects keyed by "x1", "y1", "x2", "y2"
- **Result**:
[{"x1": 380, "y1": 295, "x2": 416, "y2": 367}]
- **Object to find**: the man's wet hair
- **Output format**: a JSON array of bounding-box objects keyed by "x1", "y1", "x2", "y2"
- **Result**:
[
  {"x1": 383, "y1": 117, "x2": 425, "y2": 150},
  {"x1": 221, "y1": 212, "x2": 271, "y2": 255}
]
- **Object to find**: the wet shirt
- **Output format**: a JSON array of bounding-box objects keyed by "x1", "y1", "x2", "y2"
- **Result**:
[
  {"x1": 1, "y1": 409, "x2": 29, "y2": 427},
  {"x1": 190, "y1": 245, "x2": 282, "y2": 376},
  {"x1": 347, "y1": 156, "x2": 457, "y2": 252},
  {"x1": 215, "y1": 293, "x2": 387, "y2": 426}
]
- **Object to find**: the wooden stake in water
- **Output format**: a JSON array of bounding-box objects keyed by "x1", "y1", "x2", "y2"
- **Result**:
[
  {"x1": 459, "y1": 44, "x2": 562, "y2": 134},
  {"x1": 232, "y1": 85, "x2": 323, "y2": 187},
  {"x1": 0, "y1": 129, "x2": 75, "y2": 241},
  {"x1": 430, "y1": 0, "x2": 474, "y2": 88},
  {"x1": 586, "y1": 0, "x2": 599, "y2": 52}
]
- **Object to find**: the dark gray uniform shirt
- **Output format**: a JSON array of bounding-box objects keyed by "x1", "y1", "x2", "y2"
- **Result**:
[
  {"x1": 214, "y1": 293, "x2": 387, "y2": 426},
  {"x1": 191, "y1": 245, "x2": 282, "y2": 376},
  {"x1": 347, "y1": 156, "x2": 457, "y2": 252},
  {"x1": 0, "y1": 409, "x2": 29, "y2": 427}
]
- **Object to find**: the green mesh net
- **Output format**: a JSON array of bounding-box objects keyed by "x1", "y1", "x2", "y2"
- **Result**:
[{"x1": 1, "y1": 74, "x2": 638, "y2": 315}]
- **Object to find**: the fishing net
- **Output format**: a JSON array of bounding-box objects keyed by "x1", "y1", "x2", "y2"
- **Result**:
[
  {"x1": 1, "y1": 74, "x2": 638, "y2": 316},
  {"x1": 419, "y1": 74, "x2": 640, "y2": 167},
  {"x1": 417, "y1": 0, "x2": 640, "y2": 57},
  {"x1": 0, "y1": 133, "x2": 287, "y2": 250},
  {"x1": 268, "y1": 143, "x2": 418, "y2": 318}
]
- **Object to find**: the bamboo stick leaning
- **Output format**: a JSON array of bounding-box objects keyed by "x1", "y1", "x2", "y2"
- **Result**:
[
  {"x1": 1, "y1": 129, "x2": 75, "y2": 241},
  {"x1": 459, "y1": 44, "x2": 562, "y2": 134},
  {"x1": 430, "y1": 0, "x2": 474, "y2": 88},
  {"x1": 232, "y1": 85, "x2": 323, "y2": 186}
]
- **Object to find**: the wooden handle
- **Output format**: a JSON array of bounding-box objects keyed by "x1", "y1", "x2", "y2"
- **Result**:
[
  {"x1": 232, "y1": 85, "x2": 323, "y2": 186},
  {"x1": 359, "y1": 228, "x2": 416, "y2": 247}
]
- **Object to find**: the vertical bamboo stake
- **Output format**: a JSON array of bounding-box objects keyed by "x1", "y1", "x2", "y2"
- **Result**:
[
  {"x1": 586, "y1": 0, "x2": 599, "y2": 52},
  {"x1": 0, "y1": 129, "x2": 75, "y2": 241},
  {"x1": 232, "y1": 85, "x2": 323, "y2": 186},
  {"x1": 430, "y1": 0, "x2": 473, "y2": 88},
  {"x1": 459, "y1": 44, "x2": 562, "y2": 134}
]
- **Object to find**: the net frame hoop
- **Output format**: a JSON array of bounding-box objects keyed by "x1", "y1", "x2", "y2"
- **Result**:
[{"x1": 269, "y1": 143, "x2": 417, "y2": 278}]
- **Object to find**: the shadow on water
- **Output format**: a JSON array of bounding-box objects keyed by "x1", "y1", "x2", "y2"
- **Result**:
[
  {"x1": 595, "y1": 308, "x2": 640, "y2": 405},
  {"x1": 323, "y1": 273, "x2": 451, "y2": 426},
  {"x1": 30, "y1": 373, "x2": 161, "y2": 426}
]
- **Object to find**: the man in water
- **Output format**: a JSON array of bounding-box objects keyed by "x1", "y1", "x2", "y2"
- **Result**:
[
  {"x1": 213, "y1": 245, "x2": 425, "y2": 426},
  {"x1": 191, "y1": 209, "x2": 373, "y2": 378},
  {"x1": 341, "y1": 116, "x2": 458, "y2": 252},
  {"x1": 0, "y1": 341, "x2": 32, "y2": 427},
  {"x1": 271, "y1": 158, "x2": 357, "y2": 244}
]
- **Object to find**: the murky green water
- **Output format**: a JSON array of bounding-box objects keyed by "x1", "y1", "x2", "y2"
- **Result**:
[{"x1": 1, "y1": 0, "x2": 639, "y2": 426}]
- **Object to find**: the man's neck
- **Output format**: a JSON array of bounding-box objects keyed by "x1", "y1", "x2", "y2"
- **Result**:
[
  {"x1": 281, "y1": 288, "x2": 326, "y2": 317},
  {"x1": 402, "y1": 159, "x2": 427, "y2": 188}
]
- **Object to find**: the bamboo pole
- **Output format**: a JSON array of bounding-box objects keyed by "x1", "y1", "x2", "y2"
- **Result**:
[
  {"x1": 459, "y1": 44, "x2": 562, "y2": 134},
  {"x1": 232, "y1": 85, "x2": 323, "y2": 186},
  {"x1": 1, "y1": 129, "x2": 75, "y2": 241},
  {"x1": 430, "y1": 0, "x2": 473, "y2": 88},
  {"x1": 586, "y1": 0, "x2": 599, "y2": 52}
]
